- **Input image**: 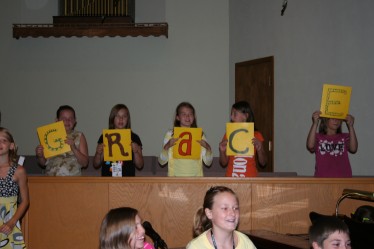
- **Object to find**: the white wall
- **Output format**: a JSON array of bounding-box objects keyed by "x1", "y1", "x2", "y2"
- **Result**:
[
  {"x1": 2, "y1": 0, "x2": 373, "y2": 176},
  {"x1": 230, "y1": 0, "x2": 374, "y2": 175},
  {"x1": 0, "y1": 0, "x2": 229, "y2": 158}
]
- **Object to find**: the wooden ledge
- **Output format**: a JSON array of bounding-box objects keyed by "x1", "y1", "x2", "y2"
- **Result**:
[
  {"x1": 12, "y1": 22, "x2": 168, "y2": 39},
  {"x1": 27, "y1": 176, "x2": 374, "y2": 184},
  {"x1": 244, "y1": 230, "x2": 310, "y2": 249}
]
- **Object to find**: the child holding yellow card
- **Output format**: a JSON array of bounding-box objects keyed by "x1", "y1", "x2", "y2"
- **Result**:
[
  {"x1": 93, "y1": 104, "x2": 144, "y2": 177},
  {"x1": 35, "y1": 105, "x2": 89, "y2": 176},
  {"x1": 219, "y1": 101, "x2": 267, "y2": 177},
  {"x1": 158, "y1": 102, "x2": 213, "y2": 176},
  {"x1": 306, "y1": 111, "x2": 358, "y2": 177}
]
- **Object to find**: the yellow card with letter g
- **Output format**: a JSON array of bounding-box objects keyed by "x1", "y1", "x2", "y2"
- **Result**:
[{"x1": 37, "y1": 121, "x2": 71, "y2": 158}]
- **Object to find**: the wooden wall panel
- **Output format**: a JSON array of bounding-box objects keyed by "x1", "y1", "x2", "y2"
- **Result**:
[
  {"x1": 22, "y1": 177, "x2": 374, "y2": 249},
  {"x1": 25, "y1": 180, "x2": 109, "y2": 249},
  {"x1": 251, "y1": 180, "x2": 374, "y2": 234}
]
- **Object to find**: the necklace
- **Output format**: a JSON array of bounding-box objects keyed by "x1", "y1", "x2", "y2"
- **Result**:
[{"x1": 211, "y1": 229, "x2": 235, "y2": 249}]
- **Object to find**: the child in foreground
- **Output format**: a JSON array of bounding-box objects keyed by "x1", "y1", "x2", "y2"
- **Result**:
[
  {"x1": 309, "y1": 216, "x2": 351, "y2": 249},
  {"x1": 99, "y1": 207, "x2": 154, "y2": 249},
  {"x1": 187, "y1": 186, "x2": 257, "y2": 249}
]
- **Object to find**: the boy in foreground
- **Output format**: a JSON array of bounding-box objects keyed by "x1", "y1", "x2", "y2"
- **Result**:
[{"x1": 309, "y1": 216, "x2": 351, "y2": 249}]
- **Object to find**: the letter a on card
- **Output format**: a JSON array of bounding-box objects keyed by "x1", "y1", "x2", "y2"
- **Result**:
[
  {"x1": 103, "y1": 129, "x2": 132, "y2": 161},
  {"x1": 226, "y1": 123, "x2": 254, "y2": 156},
  {"x1": 320, "y1": 84, "x2": 351, "y2": 119},
  {"x1": 173, "y1": 127, "x2": 202, "y2": 159},
  {"x1": 37, "y1": 121, "x2": 71, "y2": 158}
]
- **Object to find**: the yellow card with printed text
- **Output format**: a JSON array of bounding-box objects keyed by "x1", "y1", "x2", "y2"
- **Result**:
[
  {"x1": 103, "y1": 129, "x2": 132, "y2": 161},
  {"x1": 173, "y1": 127, "x2": 202, "y2": 159},
  {"x1": 320, "y1": 84, "x2": 351, "y2": 119},
  {"x1": 37, "y1": 121, "x2": 71, "y2": 158},
  {"x1": 226, "y1": 123, "x2": 254, "y2": 156}
]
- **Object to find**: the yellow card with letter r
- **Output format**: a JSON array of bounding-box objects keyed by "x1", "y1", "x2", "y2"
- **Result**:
[
  {"x1": 103, "y1": 129, "x2": 132, "y2": 161},
  {"x1": 320, "y1": 84, "x2": 351, "y2": 119},
  {"x1": 226, "y1": 123, "x2": 254, "y2": 156},
  {"x1": 37, "y1": 121, "x2": 71, "y2": 158},
  {"x1": 173, "y1": 127, "x2": 202, "y2": 159}
]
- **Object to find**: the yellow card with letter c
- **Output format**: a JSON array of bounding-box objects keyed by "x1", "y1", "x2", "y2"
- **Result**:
[
  {"x1": 226, "y1": 123, "x2": 254, "y2": 156},
  {"x1": 320, "y1": 84, "x2": 351, "y2": 119},
  {"x1": 37, "y1": 121, "x2": 71, "y2": 158},
  {"x1": 173, "y1": 127, "x2": 202, "y2": 159},
  {"x1": 103, "y1": 129, "x2": 132, "y2": 161}
]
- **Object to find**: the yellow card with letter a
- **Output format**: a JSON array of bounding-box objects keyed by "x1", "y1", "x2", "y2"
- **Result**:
[
  {"x1": 320, "y1": 84, "x2": 352, "y2": 119},
  {"x1": 37, "y1": 121, "x2": 71, "y2": 158},
  {"x1": 103, "y1": 129, "x2": 132, "y2": 161},
  {"x1": 173, "y1": 127, "x2": 202, "y2": 159},
  {"x1": 226, "y1": 123, "x2": 254, "y2": 156}
]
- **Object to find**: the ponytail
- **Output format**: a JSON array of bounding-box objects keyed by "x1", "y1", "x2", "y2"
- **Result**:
[{"x1": 192, "y1": 207, "x2": 212, "y2": 238}]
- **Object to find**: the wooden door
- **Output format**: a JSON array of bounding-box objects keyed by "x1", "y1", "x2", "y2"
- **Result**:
[{"x1": 235, "y1": 56, "x2": 274, "y2": 172}]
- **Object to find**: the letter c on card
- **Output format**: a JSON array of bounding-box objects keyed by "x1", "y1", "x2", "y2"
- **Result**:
[{"x1": 228, "y1": 128, "x2": 249, "y2": 154}]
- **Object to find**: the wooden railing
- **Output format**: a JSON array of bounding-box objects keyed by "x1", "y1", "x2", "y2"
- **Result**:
[{"x1": 22, "y1": 177, "x2": 374, "y2": 248}]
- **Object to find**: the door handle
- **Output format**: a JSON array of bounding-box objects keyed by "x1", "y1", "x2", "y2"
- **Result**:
[{"x1": 269, "y1": 141, "x2": 272, "y2": 151}]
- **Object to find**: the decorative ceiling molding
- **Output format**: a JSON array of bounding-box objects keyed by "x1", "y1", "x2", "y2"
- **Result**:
[{"x1": 13, "y1": 22, "x2": 168, "y2": 39}]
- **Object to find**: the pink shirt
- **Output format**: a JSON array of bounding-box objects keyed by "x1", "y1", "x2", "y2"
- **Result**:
[
  {"x1": 314, "y1": 133, "x2": 352, "y2": 177},
  {"x1": 144, "y1": 242, "x2": 155, "y2": 249}
]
